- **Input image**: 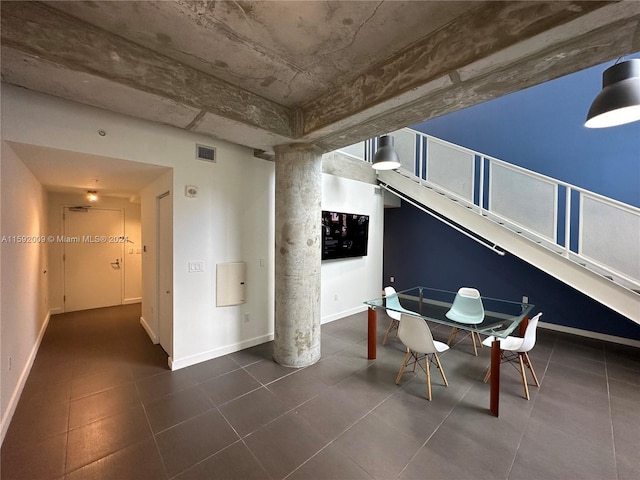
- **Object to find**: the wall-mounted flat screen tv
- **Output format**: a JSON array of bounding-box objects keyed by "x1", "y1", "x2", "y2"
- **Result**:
[{"x1": 322, "y1": 210, "x2": 369, "y2": 260}]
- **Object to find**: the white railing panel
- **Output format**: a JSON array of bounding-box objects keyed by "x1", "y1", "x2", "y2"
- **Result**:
[
  {"x1": 337, "y1": 141, "x2": 366, "y2": 160},
  {"x1": 364, "y1": 127, "x2": 639, "y2": 294},
  {"x1": 426, "y1": 138, "x2": 474, "y2": 202},
  {"x1": 489, "y1": 162, "x2": 557, "y2": 241},
  {"x1": 390, "y1": 129, "x2": 417, "y2": 174},
  {"x1": 580, "y1": 195, "x2": 640, "y2": 282}
]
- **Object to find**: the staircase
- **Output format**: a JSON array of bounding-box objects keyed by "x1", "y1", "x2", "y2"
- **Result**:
[{"x1": 338, "y1": 128, "x2": 640, "y2": 324}]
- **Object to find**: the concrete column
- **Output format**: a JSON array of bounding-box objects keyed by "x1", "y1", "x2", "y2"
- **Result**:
[{"x1": 273, "y1": 143, "x2": 322, "y2": 368}]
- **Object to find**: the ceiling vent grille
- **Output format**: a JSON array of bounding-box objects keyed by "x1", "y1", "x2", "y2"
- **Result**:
[{"x1": 196, "y1": 144, "x2": 216, "y2": 163}]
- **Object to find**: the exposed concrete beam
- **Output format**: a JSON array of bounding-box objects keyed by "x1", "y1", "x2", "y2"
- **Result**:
[
  {"x1": 2, "y1": 1, "x2": 638, "y2": 157},
  {"x1": 302, "y1": 1, "x2": 612, "y2": 136},
  {"x1": 309, "y1": 2, "x2": 640, "y2": 152},
  {"x1": 0, "y1": 1, "x2": 294, "y2": 139}
]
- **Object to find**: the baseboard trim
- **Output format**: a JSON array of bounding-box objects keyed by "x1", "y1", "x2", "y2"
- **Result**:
[
  {"x1": 169, "y1": 333, "x2": 274, "y2": 371},
  {"x1": 124, "y1": 297, "x2": 142, "y2": 305},
  {"x1": 1, "y1": 310, "x2": 51, "y2": 446},
  {"x1": 322, "y1": 305, "x2": 368, "y2": 324},
  {"x1": 539, "y1": 321, "x2": 640, "y2": 348},
  {"x1": 140, "y1": 316, "x2": 159, "y2": 344}
]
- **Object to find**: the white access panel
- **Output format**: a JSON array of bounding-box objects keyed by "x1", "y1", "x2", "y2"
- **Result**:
[{"x1": 216, "y1": 262, "x2": 246, "y2": 306}]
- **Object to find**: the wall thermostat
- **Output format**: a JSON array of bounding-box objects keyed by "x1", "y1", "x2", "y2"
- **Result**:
[{"x1": 185, "y1": 185, "x2": 198, "y2": 198}]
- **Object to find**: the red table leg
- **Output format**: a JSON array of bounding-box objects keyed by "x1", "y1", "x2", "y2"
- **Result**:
[
  {"x1": 489, "y1": 314, "x2": 529, "y2": 417},
  {"x1": 368, "y1": 307, "x2": 377, "y2": 359},
  {"x1": 490, "y1": 339, "x2": 501, "y2": 416}
]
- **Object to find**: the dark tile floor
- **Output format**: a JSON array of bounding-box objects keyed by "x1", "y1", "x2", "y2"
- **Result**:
[{"x1": 1, "y1": 303, "x2": 639, "y2": 479}]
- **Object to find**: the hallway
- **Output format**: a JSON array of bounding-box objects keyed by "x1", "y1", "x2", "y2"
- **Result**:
[{"x1": 1, "y1": 304, "x2": 638, "y2": 479}]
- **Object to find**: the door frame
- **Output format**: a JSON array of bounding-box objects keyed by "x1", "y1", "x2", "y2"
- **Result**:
[{"x1": 156, "y1": 191, "x2": 173, "y2": 358}]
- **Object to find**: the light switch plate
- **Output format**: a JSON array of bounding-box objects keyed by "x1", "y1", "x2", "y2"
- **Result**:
[{"x1": 189, "y1": 261, "x2": 204, "y2": 273}]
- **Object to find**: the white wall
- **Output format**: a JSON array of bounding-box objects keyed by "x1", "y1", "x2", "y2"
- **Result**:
[
  {"x1": 47, "y1": 192, "x2": 143, "y2": 312},
  {"x1": 1, "y1": 85, "x2": 276, "y2": 371},
  {"x1": 321, "y1": 175, "x2": 384, "y2": 323},
  {"x1": 0, "y1": 141, "x2": 48, "y2": 443},
  {"x1": 1, "y1": 84, "x2": 383, "y2": 386}
]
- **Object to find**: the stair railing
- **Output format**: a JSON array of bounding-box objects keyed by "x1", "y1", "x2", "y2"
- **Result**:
[{"x1": 336, "y1": 128, "x2": 640, "y2": 293}]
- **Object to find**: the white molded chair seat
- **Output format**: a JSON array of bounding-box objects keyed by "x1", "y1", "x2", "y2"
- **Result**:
[
  {"x1": 382, "y1": 286, "x2": 415, "y2": 345},
  {"x1": 482, "y1": 312, "x2": 542, "y2": 400},
  {"x1": 395, "y1": 313, "x2": 449, "y2": 401},
  {"x1": 445, "y1": 287, "x2": 485, "y2": 356}
]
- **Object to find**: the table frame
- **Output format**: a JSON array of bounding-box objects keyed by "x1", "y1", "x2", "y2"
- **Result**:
[{"x1": 366, "y1": 306, "x2": 529, "y2": 417}]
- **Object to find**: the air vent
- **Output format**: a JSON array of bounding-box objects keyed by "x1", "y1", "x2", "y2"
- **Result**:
[{"x1": 196, "y1": 144, "x2": 216, "y2": 163}]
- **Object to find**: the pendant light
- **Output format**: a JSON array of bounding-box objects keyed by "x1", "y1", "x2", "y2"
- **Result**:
[
  {"x1": 585, "y1": 58, "x2": 640, "y2": 128},
  {"x1": 371, "y1": 135, "x2": 400, "y2": 170}
]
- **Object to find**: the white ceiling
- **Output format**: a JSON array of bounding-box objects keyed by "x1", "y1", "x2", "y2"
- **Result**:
[{"x1": 7, "y1": 142, "x2": 170, "y2": 198}]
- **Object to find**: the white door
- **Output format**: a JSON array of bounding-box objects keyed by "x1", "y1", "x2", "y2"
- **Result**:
[
  {"x1": 64, "y1": 207, "x2": 124, "y2": 312},
  {"x1": 157, "y1": 192, "x2": 173, "y2": 357}
]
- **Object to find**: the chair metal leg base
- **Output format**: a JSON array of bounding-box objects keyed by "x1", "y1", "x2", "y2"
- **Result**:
[
  {"x1": 396, "y1": 349, "x2": 448, "y2": 401},
  {"x1": 484, "y1": 350, "x2": 540, "y2": 403},
  {"x1": 382, "y1": 319, "x2": 398, "y2": 346},
  {"x1": 448, "y1": 327, "x2": 482, "y2": 356}
]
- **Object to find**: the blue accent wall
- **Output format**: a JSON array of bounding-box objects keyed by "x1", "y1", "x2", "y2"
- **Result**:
[
  {"x1": 384, "y1": 203, "x2": 640, "y2": 340},
  {"x1": 412, "y1": 55, "x2": 640, "y2": 207},
  {"x1": 383, "y1": 55, "x2": 640, "y2": 340}
]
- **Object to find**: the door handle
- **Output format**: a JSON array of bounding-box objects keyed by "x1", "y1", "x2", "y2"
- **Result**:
[{"x1": 111, "y1": 259, "x2": 121, "y2": 268}]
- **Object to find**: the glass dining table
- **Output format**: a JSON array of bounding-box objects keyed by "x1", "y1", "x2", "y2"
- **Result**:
[{"x1": 364, "y1": 286, "x2": 535, "y2": 417}]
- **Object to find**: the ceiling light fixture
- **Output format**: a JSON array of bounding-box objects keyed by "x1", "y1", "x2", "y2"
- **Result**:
[
  {"x1": 585, "y1": 58, "x2": 640, "y2": 128},
  {"x1": 87, "y1": 190, "x2": 98, "y2": 202},
  {"x1": 371, "y1": 135, "x2": 401, "y2": 170}
]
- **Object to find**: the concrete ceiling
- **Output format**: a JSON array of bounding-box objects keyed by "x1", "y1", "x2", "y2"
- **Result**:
[{"x1": 2, "y1": 1, "x2": 640, "y2": 161}]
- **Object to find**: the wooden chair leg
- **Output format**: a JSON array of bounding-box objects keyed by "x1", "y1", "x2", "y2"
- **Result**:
[
  {"x1": 518, "y1": 354, "x2": 530, "y2": 400},
  {"x1": 474, "y1": 331, "x2": 483, "y2": 349},
  {"x1": 446, "y1": 327, "x2": 458, "y2": 346},
  {"x1": 395, "y1": 349, "x2": 412, "y2": 384},
  {"x1": 425, "y1": 356, "x2": 432, "y2": 401},
  {"x1": 470, "y1": 331, "x2": 478, "y2": 356},
  {"x1": 434, "y1": 353, "x2": 448, "y2": 387},
  {"x1": 483, "y1": 366, "x2": 491, "y2": 383},
  {"x1": 382, "y1": 319, "x2": 397, "y2": 345},
  {"x1": 523, "y1": 352, "x2": 540, "y2": 387}
]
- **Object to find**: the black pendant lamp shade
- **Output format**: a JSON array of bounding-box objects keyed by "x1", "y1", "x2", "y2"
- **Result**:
[
  {"x1": 585, "y1": 58, "x2": 640, "y2": 128},
  {"x1": 371, "y1": 135, "x2": 401, "y2": 170}
]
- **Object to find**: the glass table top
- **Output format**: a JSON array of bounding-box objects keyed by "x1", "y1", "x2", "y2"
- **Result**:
[{"x1": 364, "y1": 286, "x2": 534, "y2": 339}]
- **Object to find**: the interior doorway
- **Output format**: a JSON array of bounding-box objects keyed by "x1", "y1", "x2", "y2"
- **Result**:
[{"x1": 63, "y1": 206, "x2": 124, "y2": 312}]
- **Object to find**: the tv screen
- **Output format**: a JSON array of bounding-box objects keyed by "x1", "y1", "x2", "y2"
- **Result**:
[{"x1": 322, "y1": 210, "x2": 369, "y2": 260}]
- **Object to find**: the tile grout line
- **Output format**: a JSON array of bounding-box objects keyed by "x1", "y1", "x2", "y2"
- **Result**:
[
  {"x1": 504, "y1": 333, "x2": 556, "y2": 480},
  {"x1": 133, "y1": 376, "x2": 172, "y2": 480},
  {"x1": 396, "y1": 381, "x2": 474, "y2": 480},
  {"x1": 281, "y1": 369, "x2": 408, "y2": 480}
]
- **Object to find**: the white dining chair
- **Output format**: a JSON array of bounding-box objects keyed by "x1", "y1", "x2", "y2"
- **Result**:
[
  {"x1": 382, "y1": 286, "x2": 414, "y2": 345},
  {"x1": 482, "y1": 312, "x2": 542, "y2": 400},
  {"x1": 445, "y1": 287, "x2": 485, "y2": 356},
  {"x1": 395, "y1": 313, "x2": 449, "y2": 401}
]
